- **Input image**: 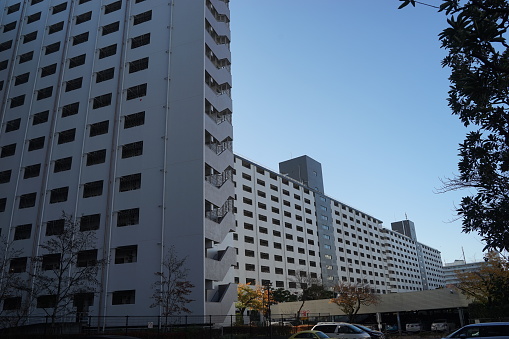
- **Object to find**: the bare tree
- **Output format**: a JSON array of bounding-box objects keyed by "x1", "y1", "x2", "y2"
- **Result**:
[
  {"x1": 151, "y1": 246, "x2": 194, "y2": 325},
  {"x1": 292, "y1": 271, "x2": 333, "y2": 323},
  {"x1": 30, "y1": 213, "x2": 104, "y2": 326},
  {"x1": 330, "y1": 282, "x2": 380, "y2": 322}
]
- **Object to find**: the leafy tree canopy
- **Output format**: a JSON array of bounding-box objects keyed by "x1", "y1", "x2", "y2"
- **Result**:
[
  {"x1": 272, "y1": 288, "x2": 298, "y2": 303},
  {"x1": 456, "y1": 252, "x2": 509, "y2": 317},
  {"x1": 400, "y1": 0, "x2": 509, "y2": 252}
]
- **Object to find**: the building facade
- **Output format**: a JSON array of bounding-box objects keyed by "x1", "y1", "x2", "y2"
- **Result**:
[
  {"x1": 443, "y1": 260, "x2": 485, "y2": 285},
  {"x1": 233, "y1": 155, "x2": 445, "y2": 294},
  {"x1": 0, "y1": 0, "x2": 235, "y2": 322}
]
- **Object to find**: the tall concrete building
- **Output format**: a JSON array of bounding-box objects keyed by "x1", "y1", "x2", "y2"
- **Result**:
[
  {"x1": 233, "y1": 155, "x2": 444, "y2": 294},
  {"x1": 0, "y1": 0, "x2": 235, "y2": 322}
]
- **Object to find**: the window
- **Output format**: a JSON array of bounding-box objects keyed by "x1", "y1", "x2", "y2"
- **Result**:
[
  {"x1": 117, "y1": 208, "x2": 139, "y2": 226},
  {"x1": 37, "y1": 86, "x2": 53, "y2": 100},
  {"x1": 5, "y1": 118, "x2": 21, "y2": 132},
  {"x1": 112, "y1": 290, "x2": 135, "y2": 305},
  {"x1": 69, "y1": 54, "x2": 86, "y2": 68},
  {"x1": 83, "y1": 180, "x2": 103, "y2": 198},
  {"x1": 74, "y1": 293, "x2": 94, "y2": 308},
  {"x1": 92, "y1": 93, "x2": 112, "y2": 109},
  {"x1": 3, "y1": 297, "x2": 21, "y2": 311},
  {"x1": 76, "y1": 11, "x2": 92, "y2": 24},
  {"x1": 65, "y1": 77, "x2": 82, "y2": 92},
  {"x1": 48, "y1": 21, "x2": 64, "y2": 34},
  {"x1": 0, "y1": 198, "x2": 6, "y2": 212},
  {"x1": 44, "y1": 43, "x2": 60, "y2": 57},
  {"x1": 19, "y1": 193, "x2": 36, "y2": 208},
  {"x1": 96, "y1": 68, "x2": 114, "y2": 83},
  {"x1": 121, "y1": 141, "x2": 143, "y2": 158},
  {"x1": 72, "y1": 32, "x2": 89, "y2": 45},
  {"x1": 41, "y1": 64, "x2": 57, "y2": 77},
  {"x1": 27, "y1": 12, "x2": 41, "y2": 24},
  {"x1": 133, "y1": 10, "x2": 152, "y2": 25},
  {"x1": 31, "y1": 0, "x2": 44, "y2": 5},
  {"x1": 119, "y1": 173, "x2": 141, "y2": 192},
  {"x1": 28, "y1": 137, "x2": 45, "y2": 151},
  {"x1": 42, "y1": 254, "x2": 61, "y2": 270},
  {"x1": 14, "y1": 224, "x2": 31, "y2": 240},
  {"x1": 24, "y1": 164, "x2": 41, "y2": 179},
  {"x1": 105, "y1": 1, "x2": 121, "y2": 14},
  {"x1": 99, "y1": 44, "x2": 117, "y2": 59},
  {"x1": 46, "y1": 219, "x2": 64, "y2": 236},
  {"x1": 10, "y1": 257, "x2": 27, "y2": 273},
  {"x1": 49, "y1": 187, "x2": 69, "y2": 203},
  {"x1": 3, "y1": 21, "x2": 16, "y2": 32},
  {"x1": 52, "y1": 2, "x2": 67, "y2": 14},
  {"x1": 102, "y1": 21, "x2": 119, "y2": 35},
  {"x1": 124, "y1": 111, "x2": 145, "y2": 128},
  {"x1": 14, "y1": 73, "x2": 29, "y2": 86},
  {"x1": 10, "y1": 94, "x2": 25, "y2": 108},
  {"x1": 128, "y1": 57, "x2": 148, "y2": 73},
  {"x1": 0, "y1": 40, "x2": 13, "y2": 52},
  {"x1": 89, "y1": 120, "x2": 109, "y2": 136},
  {"x1": 79, "y1": 0, "x2": 91, "y2": 3},
  {"x1": 131, "y1": 33, "x2": 150, "y2": 49},
  {"x1": 80, "y1": 214, "x2": 100, "y2": 231},
  {"x1": 0, "y1": 60, "x2": 7, "y2": 70},
  {"x1": 62, "y1": 102, "x2": 79, "y2": 117},
  {"x1": 245, "y1": 264, "x2": 255, "y2": 271},
  {"x1": 245, "y1": 250, "x2": 254, "y2": 257},
  {"x1": 126, "y1": 83, "x2": 147, "y2": 100},
  {"x1": 86, "y1": 150, "x2": 106, "y2": 166},
  {"x1": 57, "y1": 128, "x2": 76, "y2": 144},
  {"x1": 37, "y1": 295, "x2": 57, "y2": 308},
  {"x1": 77, "y1": 249, "x2": 97, "y2": 267},
  {"x1": 54, "y1": 157, "x2": 72, "y2": 172},
  {"x1": 0, "y1": 144, "x2": 16, "y2": 158},
  {"x1": 7, "y1": 3, "x2": 21, "y2": 14},
  {"x1": 115, "y1": 245, "x2": 137, "y2": 264}
]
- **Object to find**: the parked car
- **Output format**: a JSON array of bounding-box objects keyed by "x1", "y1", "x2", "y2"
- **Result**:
[
  {"x1": 444, "y1": 322, "x2": 509, "y2": 339},
  {"x1": 311, "y1": 322, "x2": 371, "y2": 339},
  {"x1": 432, "y1": 319, "x2": 456, "y2": 332},
  {"x1": 406, "y1": 322, "x2": 422, "y2": 333},
  {"x1": 289, "y1": 330, "x2": 331, "y2": 339},
  {"x1": 271, "y1": 321, "x2": 294, "y2": 327},
  {"x1": 352, "y1": 324, "x2": 385, "y2": 339}
]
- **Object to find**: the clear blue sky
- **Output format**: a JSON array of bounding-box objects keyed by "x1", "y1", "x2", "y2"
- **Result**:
[{"x1": 229, "y1": 0, "x2": 487, "y2": 263}]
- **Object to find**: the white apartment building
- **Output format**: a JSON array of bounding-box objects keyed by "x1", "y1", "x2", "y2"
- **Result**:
[
  {"x1": 0, "y1": 0, "x2": 235, "y2": 322},
  {"x1": 443, "y1": 259, "x2": 485, "y2": 285},
  {"x1": 233, "y1": 155, "x2": 445, "y2": 294}
]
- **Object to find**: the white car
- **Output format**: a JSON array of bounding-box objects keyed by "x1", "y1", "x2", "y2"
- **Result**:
[
  {"x1": 432, "y1": 319, "x2": 455, "y2": 332},
  {"x1": 406, "y1": 323, "x2": 422, "y2": 333},
  {"x1": 312, "y1": 322, "x2": 371, "y2": 339}
]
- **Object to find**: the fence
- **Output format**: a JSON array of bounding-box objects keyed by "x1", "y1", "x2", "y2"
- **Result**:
[{"x1": 0, "y1": 313, "x2": 332, "y2": 337}]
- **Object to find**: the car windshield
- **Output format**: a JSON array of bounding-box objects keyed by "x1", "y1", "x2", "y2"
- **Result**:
[
  {"x1": 345, "y1": 325, "x2": 363, "y2": 333},
  {"x1": 354, "y1": 325, "x2": 371, "y2": 332},
  {"x1": 316, "y1": 332, "x2": 330, "y2": 338}
]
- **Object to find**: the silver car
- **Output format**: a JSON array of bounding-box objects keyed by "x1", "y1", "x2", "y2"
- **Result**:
[{"x1": 312, "y1": 323, "x2": 371, "y2": 339}]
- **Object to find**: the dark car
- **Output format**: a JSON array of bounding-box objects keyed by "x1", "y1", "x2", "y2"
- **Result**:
[
  {"x1": 444, "y1": 322, "x2": 509, "y2": 339},
  {"x1": 352, "y1": 324, "x2": 385, "y2": 339}
]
